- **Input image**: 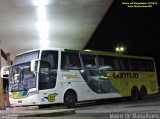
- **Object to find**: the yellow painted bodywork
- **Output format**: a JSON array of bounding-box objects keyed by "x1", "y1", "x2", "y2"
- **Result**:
[
  {"x1": 84, "y1": 49, "x2": 159, "y2": 96},
  {"x1": 105, "y1": 71, "x2": 158, "y2": 96}
]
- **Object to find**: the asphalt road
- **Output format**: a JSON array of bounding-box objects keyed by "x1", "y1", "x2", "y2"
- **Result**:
[
  {"x1": 5, "y1": 93, "x2": 160, "y2": 119},
  {"x1": 55, "y1": 93, "x2": 160, "y2": 119}
]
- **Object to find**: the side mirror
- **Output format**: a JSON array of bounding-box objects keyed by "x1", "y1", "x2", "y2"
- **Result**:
[
  {"x1": 30, "y1": 59, "x2": 39, "y2": 72},
  {"x1": 1, "y1": 66, "x2": 10, "y2": 79}
]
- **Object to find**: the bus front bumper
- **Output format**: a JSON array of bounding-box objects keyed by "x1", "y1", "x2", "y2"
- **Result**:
[{"x1": 9, "y1": 95, "x2": 40, "y2": 107}]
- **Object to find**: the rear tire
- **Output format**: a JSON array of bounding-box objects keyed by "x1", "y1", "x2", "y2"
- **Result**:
[
  {"x1": 131, "y1": 87, "x2": 139, "y2": 100},
  {"x1": 139, "y1": 86, "x2": 147, "y2": 99},
  {"x1": 64, "y1": 91, "x2": 77, "y2": 108}
]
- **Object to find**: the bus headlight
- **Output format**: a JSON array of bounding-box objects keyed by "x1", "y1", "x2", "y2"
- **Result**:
[{"x1": 9, "y1": 92, "x2": 12, "y2": 98}]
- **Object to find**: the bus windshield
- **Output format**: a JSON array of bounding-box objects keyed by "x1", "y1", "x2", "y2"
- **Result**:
[
  {"x1": 10, "y1": 51, "x2": 39, "y2": 92},
  {"x1": 10, "y1": 63, "x2": 36, "y2": 92}
]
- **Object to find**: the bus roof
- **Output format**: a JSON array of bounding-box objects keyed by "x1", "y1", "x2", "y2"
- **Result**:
[
  {"x1": 15, "y1": 48, "x2": 65, "y2": 57},
  {"x1": 15, "y1": 48, "x2": 154, "y2": 61},
  {"x1": 84, "y1": 49, "x2": 154, "y2": 60}
]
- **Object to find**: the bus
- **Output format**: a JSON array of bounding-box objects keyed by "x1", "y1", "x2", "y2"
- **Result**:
[{"x1": 1, "y1": 48, "x2": 158, "y2": 108}]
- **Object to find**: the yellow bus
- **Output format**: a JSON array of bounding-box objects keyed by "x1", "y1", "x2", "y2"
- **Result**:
[
  {"x1": 85, "y1": 49, "x2": 158, "y2": 100},
  {"x1": 1, "y1": 48, "x2": 158, "y2": 108}
]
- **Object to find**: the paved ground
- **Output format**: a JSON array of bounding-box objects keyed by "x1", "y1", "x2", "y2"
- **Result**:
[
  {"x1": 1, "y1": 93, "x2": 160, "y2": 119},
  {"x1": 61, "y1": 93, "x2": 160, "y2": 119}
]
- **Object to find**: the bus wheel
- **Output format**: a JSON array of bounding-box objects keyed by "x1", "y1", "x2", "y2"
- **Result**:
[
  {"x1": 139, "y1": 86, "x2": 147, "y2": 100},
  {"x1": 64, "y1": 91, "x2": 77, "y2": 108},
  {"x1": 131, "y1": 87, "x2": 139, "y2": 100}
]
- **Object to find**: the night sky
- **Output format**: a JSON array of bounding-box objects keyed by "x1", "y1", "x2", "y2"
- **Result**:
[{"x1": 85, "y1": 0, "x2": 160, "y2": 83}]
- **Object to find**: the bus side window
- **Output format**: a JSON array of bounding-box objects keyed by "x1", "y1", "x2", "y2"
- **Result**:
[
  {"x1": 98, "y1": 56, "x2": 114, "y2": 71},
  {"x1": 41, "y1": 51, "x2": 58, "y2": 69},
  {"x1": 148, "y1": 60, "x2": 154, "y2": 71},
  {"x1": 119, "y1": 58, "x2": 126, "y2": 70},
  {"x1": 123, "y1": 58, "x2": 130, "y2": 71},
  {"x1": 114, "y1": 58, "x2": 121, "y2": 70},
  {"x1": 129, "y1": 59, "x2": 139, "y2": 71},
  {"x1": 61, "y1": 52, "x2": 81, "y2": 70},
  {"x1": 141, "y1": 60, "x2": 154, "y2": 72},
  {"x1": 98, "y1": 57, "x2": 104, "y2": 66},
  {"x1": 81, "y1": 54, "x2": 97, "y2": 69},
  {"x1": 70, "y1": 55, "x2": 81, "y2": 69}
]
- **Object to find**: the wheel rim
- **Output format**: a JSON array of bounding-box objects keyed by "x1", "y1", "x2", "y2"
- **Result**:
[{"x1": 66, "y1": 94, "x2": 73, "y2": 104}]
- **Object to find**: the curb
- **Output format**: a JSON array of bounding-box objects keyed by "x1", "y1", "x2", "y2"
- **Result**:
[
  {"x1": 1, "y1": 109, "x2": 75, "y2": 117},
  {"x1": 0, "y1": 102, "x2": 6, "y2": 110},
  {"x1": 19, "y1": 109, "x2": 75, "y2": 117}
]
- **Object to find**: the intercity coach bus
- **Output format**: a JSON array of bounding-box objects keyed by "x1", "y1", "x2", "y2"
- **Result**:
[{"x1": 1, "y1": 48, "x2": 158, "y2": 108}]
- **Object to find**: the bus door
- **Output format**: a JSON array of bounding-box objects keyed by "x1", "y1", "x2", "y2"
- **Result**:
[
  {"x1": 38, "y1": 50, "x2": 59, "y2": 104},
  {"x1": 97, "y1": 57, "x2": 121, "y2": 96},
  {"x1": 80, "y1": 53, "x2": 99, "y2": 98},
  {"x1": 98, "y1": 68, "x2": 117, "y2": 94}
]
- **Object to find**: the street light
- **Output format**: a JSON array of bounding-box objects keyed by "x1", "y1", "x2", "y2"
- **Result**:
[{"x1": 115, "y1": 46, "x2": 125, "y2": 54}]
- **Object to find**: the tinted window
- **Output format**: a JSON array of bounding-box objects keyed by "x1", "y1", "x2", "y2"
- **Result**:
[
  {"x1": 98, "y1": 56, "x2": 114, "y2": 70},
  {"x1": 13, "y1": 51, "x2": 39, "y2": 65},
  {"x1": 98, "y1": 55, "x2": 155, "y2": 72},
  {"x1": 81, "y1": 54, "x2": 97, "y2": 69},
  {"x1": 41, "y1": 51, "x2": 58, "y2": 68},
  {"x1": 61, "y1": 52, "x2": 81, "y2": 69}
]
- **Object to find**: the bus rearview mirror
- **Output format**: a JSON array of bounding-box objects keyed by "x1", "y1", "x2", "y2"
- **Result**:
[
  {"x1": 30, "y1": 59, "x2": 39, "y2": 72},
  {"x1": 1, "y1": 66, "x2": 10, "y2": 79}
]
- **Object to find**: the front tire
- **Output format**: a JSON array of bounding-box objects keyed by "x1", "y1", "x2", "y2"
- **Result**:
[{"x1": 64, "y1": 91, "x2": 77, "y2": 108}]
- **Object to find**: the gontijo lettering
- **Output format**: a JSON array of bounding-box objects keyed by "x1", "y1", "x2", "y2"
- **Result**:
[{"x1": 113, "y1": 73, "x2": 138, "y2": 79}]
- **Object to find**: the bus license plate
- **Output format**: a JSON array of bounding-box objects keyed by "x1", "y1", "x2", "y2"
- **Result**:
[{"x1": 18, "y1": 100, "x2": 22, "y2": 103}]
